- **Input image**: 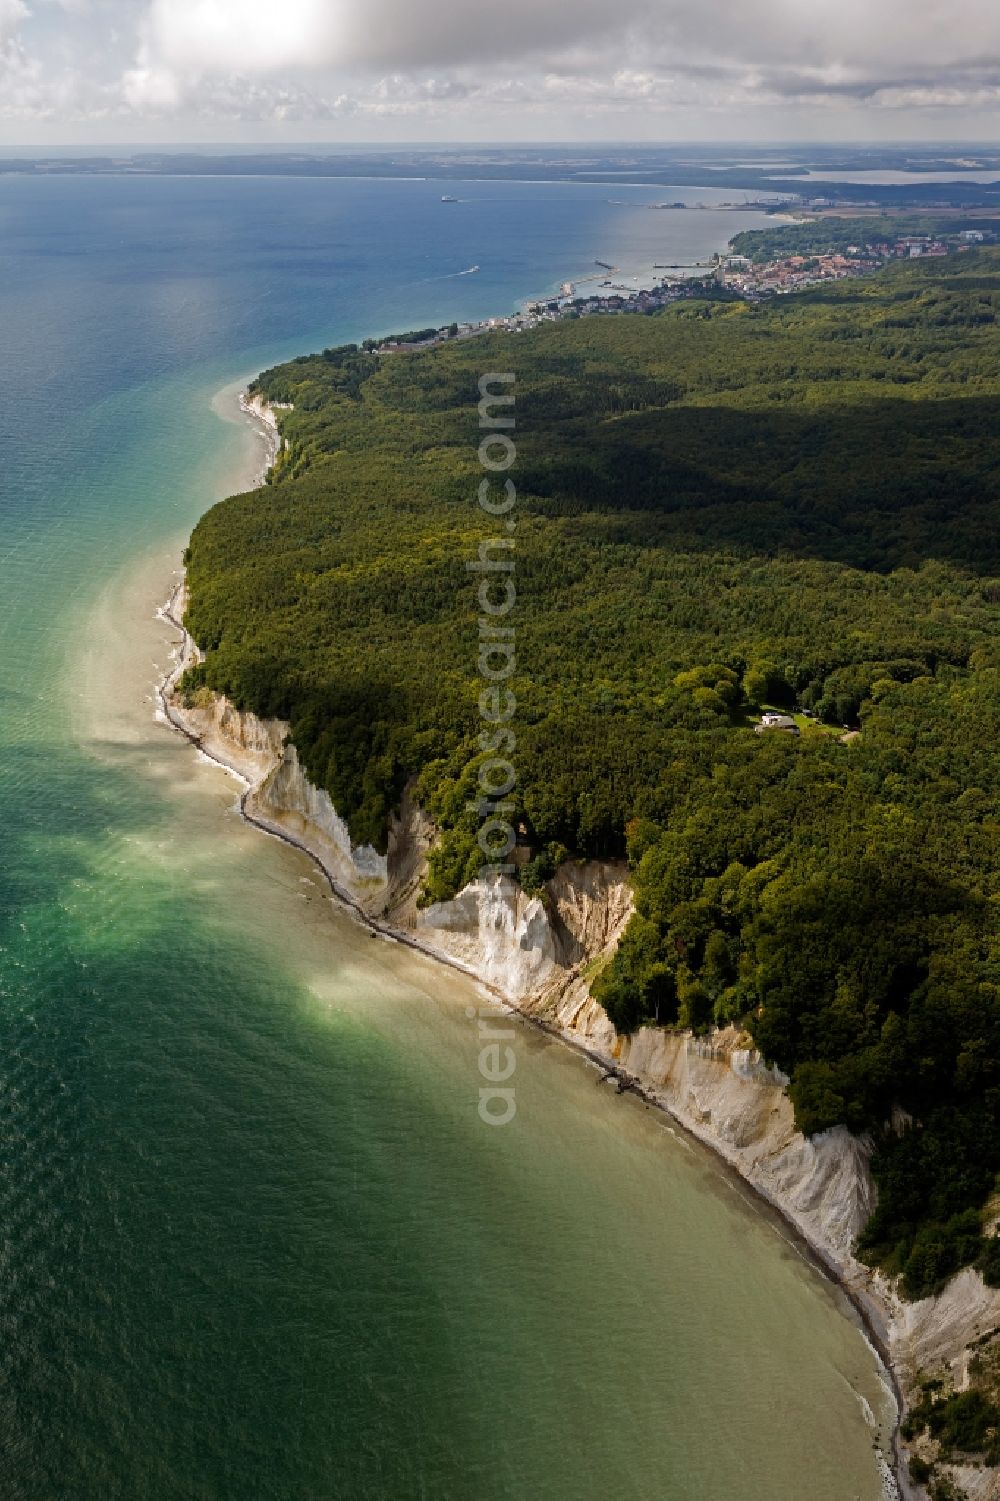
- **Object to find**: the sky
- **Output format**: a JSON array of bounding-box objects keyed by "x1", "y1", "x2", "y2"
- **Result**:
[{"x1": 2, "y1": 0, "x2": 1000, "y2": 145}]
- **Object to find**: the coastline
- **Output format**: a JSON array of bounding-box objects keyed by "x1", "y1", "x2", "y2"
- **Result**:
[
  {"x1": 156, "y1": 320, "x2": 1000, "y2": 1499},
  {"x1": 155, "y1": 558, "x2": 912, "y2": 1501},
  {"x1": 155, "y1": 579, "x2": 507, "y2": 990},
  {"x1": 237, "y1": 390, "x2": 285, "y2": 480},
  {"x1": 20, "y1": 167, "x2": 979, "y2": 1501}
]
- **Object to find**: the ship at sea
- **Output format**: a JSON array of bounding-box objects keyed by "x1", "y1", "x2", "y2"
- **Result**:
[{"x1": 441, "y1": 194, "x2": 459, "y2": 203}]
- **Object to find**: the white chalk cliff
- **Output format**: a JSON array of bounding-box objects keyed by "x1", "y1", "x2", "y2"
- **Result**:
[{"x1": 160, "y1": 643, "x2": 1000, "y2": 1499}]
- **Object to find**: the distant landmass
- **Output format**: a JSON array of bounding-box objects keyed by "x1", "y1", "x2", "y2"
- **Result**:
[{"x1": 7, "y1": 144, "x2": 1000, "y2": 210}]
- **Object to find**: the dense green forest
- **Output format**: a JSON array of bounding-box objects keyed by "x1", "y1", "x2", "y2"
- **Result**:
[{"x1": 183, "y1": 251, "x2": 1000, "y2": 1298}]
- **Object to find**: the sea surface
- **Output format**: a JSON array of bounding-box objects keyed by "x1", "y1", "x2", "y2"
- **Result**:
[{"x1": 0, "y1": 173, "x2": 894, "y2": 1499}]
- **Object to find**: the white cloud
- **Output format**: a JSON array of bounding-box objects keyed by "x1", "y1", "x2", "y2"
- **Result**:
[
  {"x1": 4, "y1": 0, "x2": 1000, "y2": 134},
  {"x1": 122, "y1": 44, "x2": 179, "y2": 108},
  {"x1": 145, "y1": 0, "x2": 338, "y2": 75},
  {"x1": 102, "y1": 0, "x2": 1000, "y2": 131},
  {"x1": 141, "y1": 0, "x2": 649, "y2": 75},
  {"x1": 0, "y1": 0, "x2": 28, "y2": 36},
  {"x1": 132, "y1": 0, "x2": 1000, "y2": 83}
]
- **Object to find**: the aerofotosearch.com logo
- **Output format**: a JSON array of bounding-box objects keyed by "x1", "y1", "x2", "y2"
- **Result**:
[{"x1": 468, "y1": 371, "x2": 517, "y2": 1126}]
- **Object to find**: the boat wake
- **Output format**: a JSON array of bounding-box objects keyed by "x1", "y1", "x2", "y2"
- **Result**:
[{"x1": 411, "y1": 264, "x2": 481, "y2": 286}]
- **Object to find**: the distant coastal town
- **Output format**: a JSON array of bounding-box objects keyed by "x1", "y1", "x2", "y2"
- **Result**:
[{"x1": 369, "y1": 224, "x2": 995, "y2": 353}]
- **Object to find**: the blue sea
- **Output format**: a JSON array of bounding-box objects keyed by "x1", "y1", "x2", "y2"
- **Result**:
[{"x1": 0, "y1": 171, "x2": 894, "y2": 1500}]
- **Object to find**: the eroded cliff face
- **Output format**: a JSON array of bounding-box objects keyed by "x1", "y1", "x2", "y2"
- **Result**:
[
  {"x1": 165, "y1": 683, "x2": 892, "y2": 1304},
  {"x1": 165, "y1": 688, "x2": 389, "y2": 898},
  {"x1": 398, "y1": 858, "x2": 621, "y2": 991},
  {"x1": 162, "y1": 669, "x2": 1000, "y2": 1496},
  {"x1": 255, "y1": 742, "x2": 388, "y2": 890},
  {"x1": 945, "y1": 1464, "x2": 1000, "y2": 1501},
  {"x1": 241, "y1": 392, "x2": 292, "y2": 436},
  {"x1": 539, "y1": 1004, "x2": 877, "y2": 1265}
]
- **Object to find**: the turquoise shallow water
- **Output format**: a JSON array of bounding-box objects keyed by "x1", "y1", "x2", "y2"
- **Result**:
[{"x1": 0, "y1": 173, "x2": 893, "y2": 1499}]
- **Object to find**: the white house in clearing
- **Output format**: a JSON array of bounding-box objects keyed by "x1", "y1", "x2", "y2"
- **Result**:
[{"x1": 755, "y1": 712, "x2": 799, "y2": 736}]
